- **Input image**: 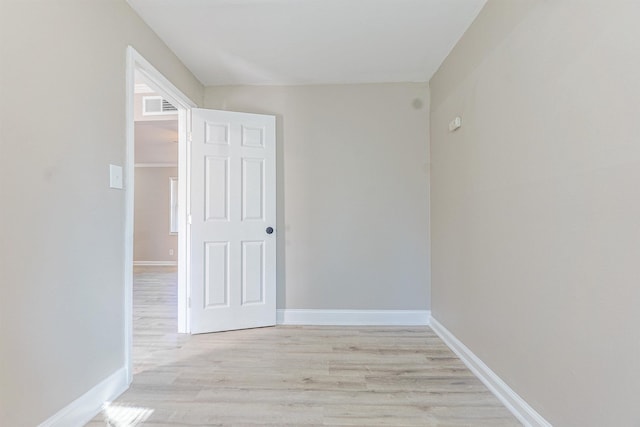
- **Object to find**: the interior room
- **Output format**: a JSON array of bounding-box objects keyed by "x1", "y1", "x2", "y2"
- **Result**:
[
  {"x1": 133, "y1": 80, "x2": 179, "y2": 268},
  {"x1": 1, "y1": 1, "x2": 639, "y2": 426}
]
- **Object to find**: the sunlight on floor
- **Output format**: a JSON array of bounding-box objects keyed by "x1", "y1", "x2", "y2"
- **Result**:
[{"x1": 102, "y1": 403, "x2": 154, "y2": 427}]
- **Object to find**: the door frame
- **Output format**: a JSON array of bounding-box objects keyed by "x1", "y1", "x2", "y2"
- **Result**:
[{"x1": 124, "y1": 46, "x2": 196, "y2": 383}]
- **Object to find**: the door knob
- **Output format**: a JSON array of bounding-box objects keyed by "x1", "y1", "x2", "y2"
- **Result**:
[{"x1": 266, "y1": 227, "x2": 274, "y2": 234}]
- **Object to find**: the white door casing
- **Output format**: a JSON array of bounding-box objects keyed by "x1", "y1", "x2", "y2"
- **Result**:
[{"x1": 190, "y1": 108, "x2": 276, "y2": 334}]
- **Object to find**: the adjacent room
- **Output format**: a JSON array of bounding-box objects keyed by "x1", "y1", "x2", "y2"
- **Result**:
[{"x1": 1, "y1": 1, "x2": 639, "y2": 426}]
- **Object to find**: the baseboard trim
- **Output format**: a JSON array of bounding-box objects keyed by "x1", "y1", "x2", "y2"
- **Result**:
[
  {"x1": 133, "y1": 261, "x2": 177, "y2": 266},
  {"x1": 38, "y1": 366, "x2": 128, "y2": 427},
  {"x1": 277, "y1": 309, "x2": 430, "y2": 326},
  {"x1": 430, "y1": 317, "x2": 551, "y2": 427}
]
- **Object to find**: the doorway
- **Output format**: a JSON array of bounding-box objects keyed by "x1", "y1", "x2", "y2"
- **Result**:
[
  {"x1": 131, "y1": 75, "x2": 180, "y2": 373},
  {"x1": 133, "y1": 80, "x2": 179, "y2": 268},
  {"x1": 125, "y1": 47, "x2": 196, "y2": 383}
]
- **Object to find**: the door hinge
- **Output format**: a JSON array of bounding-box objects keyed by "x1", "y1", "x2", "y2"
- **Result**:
[
  {"x1": 188, "y1": 213, "x2": 192, "y2": 224},
  {"x1": 188, "y1": 297, "x2": 191, "y2": 308},
  {"x1": 187, "y1": 131, "x2": 193, "y2": 142}
]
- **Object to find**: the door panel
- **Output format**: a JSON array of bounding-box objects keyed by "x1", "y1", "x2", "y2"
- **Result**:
[
  {"x1": 204, "y1": 241, "x2": 229, "y2": 307},
  {"x1": 242, "y1": 158, "x2": 264, "y2": 221},
  {"x1": 205, "y1": 156, "x2": 230, "y2": 221},
  {"x1": 191, "y1": 108, "x2": 276, "y2": 334},
  {"x1": 242, "y1": 240, "x2": 265, "y2": 305}
]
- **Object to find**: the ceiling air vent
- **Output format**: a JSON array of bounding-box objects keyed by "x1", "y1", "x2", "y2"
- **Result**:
[{"x1": 142, "y1": 96, "x2": 178, "y2": 116}]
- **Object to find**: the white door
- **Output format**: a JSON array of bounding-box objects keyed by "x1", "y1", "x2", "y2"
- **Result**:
[{"x1": 190, "y1": 108, "x2": 276, "y2": 334}]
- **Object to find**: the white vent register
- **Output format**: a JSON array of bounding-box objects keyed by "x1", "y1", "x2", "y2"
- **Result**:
[{"x1": 142, "y1": 95, "x2": 178, "y2": 115}]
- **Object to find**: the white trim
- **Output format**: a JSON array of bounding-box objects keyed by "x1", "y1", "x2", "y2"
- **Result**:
[
  {"x1": 125, "y1": 46, "x2": 196, "y2": 384},
  {"x1": 429, "y1": 317, "x2": 552, "y2": 427},
  {"x1": 133, "y1": 261, "x2": 178, "y2": 266},
  {"x1": 169, "y1": 177, "x2": 178, "y2": 234},
  {"x1": 38, "y1": 367, "x2": 127, "y2": 427},
  {"x1": 124, "y1": 47, "x2": 136, "y2": 385},
  {"x1": 134, "y1": 163, "x2": 178, "y2": 168},
  {"x1": 277, "y1": 309, "x2": 431, "y2": 326}
]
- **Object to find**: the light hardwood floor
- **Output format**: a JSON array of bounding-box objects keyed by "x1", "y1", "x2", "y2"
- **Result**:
[{"x1": 87, "y1": 267, "x2": 519, "y2": 426}]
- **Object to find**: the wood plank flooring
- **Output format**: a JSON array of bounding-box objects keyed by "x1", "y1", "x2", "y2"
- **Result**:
[{"x1": 87, "y1": 267, "x2": 519, "y2": 426}]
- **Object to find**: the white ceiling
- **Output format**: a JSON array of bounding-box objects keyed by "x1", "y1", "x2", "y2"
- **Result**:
[{"x1": 128, "y1": 0, "x2": 486, "y2": 86}]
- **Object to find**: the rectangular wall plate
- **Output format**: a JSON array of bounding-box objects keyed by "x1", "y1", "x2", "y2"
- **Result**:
[
  {"x1": 449, "y1": 116, "x2": 462, "y2": 132},
  {"x1": 109, "y1": 164, "x2": 123, "y2": 189}
]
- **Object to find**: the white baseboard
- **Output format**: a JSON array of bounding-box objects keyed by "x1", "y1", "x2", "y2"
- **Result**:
[
  {"x1": 430, "y1": 317, "x2": 551, "y2": 427},
  {"x1": 277, "y1": 309, "x2": 430, "y2": 326},
  {"x1": 38, "y1": 366, "x2": 129, "y2": 427},
  {"x1": 133, "y1": 261, "x2": 177, "y2": 266}
]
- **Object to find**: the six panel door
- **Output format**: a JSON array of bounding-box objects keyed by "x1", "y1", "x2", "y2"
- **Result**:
[{"x1": 190, "y1": 108, "x2": 276, "y2": 334}]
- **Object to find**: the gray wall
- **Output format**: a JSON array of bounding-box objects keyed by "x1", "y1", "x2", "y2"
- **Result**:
[
  {"x1": 206, "y1": 84, "x2": 430, "y2": 310},
  {"x1": 134, "y1": 167, "x2": 178, "y2": 263},
  {"x1": 430, "y1": 1, "x2": 640, "y2": 425},
  {"x1": 0, "y1": 1, "x2": 203, "y2": 425}
]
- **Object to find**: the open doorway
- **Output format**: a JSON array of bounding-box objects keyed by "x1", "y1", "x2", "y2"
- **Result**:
[
  {"x1": 125, "y1": 47, "x2": 196, "y2": 383},
  {"x1": 131, "y1": 76, "x2": 182, "y2": 373},
  {"x1": 133, "y1": 80, "x2": 179, "y2": 268}
]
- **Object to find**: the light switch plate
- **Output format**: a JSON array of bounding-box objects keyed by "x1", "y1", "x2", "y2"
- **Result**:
[
  {"x1": 109, "y1": 164, "x2": 123, "y2": 189},
  {"x1": 449, "y1": 116, "x2": 462, "y2": 132}
]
